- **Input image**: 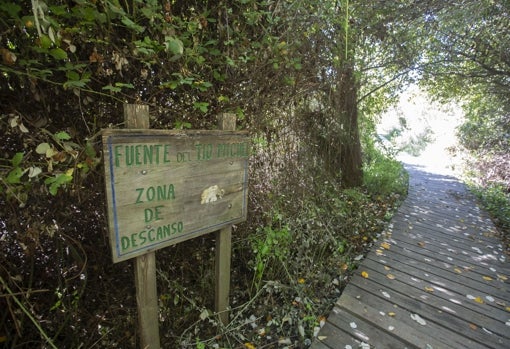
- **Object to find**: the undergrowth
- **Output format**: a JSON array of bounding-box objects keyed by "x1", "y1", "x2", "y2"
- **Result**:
[
  {"x1": 156, "y1": 151, "x2": 408, "y2": 348},
  {"x1": 468, "y1": 182, "x2": 510, "y2": 243}
]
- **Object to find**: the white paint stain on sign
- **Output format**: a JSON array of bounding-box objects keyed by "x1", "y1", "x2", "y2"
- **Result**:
[{"x1": 201, "y1": 185, "x2": 224, "y2": 204}]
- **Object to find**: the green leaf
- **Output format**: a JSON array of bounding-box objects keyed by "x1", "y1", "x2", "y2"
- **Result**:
[
  {"x1": 218, "y1": 95, "x2": 230, "y2": 103},
  {"x1": 63, "y1": 80, "x2": 87, "y2": 89},
  {"x1": 174, "y1": 121, "x2": 192, "y2": 129},
  {"x1": 54, "y1": 131, "x2": 71, "y2": 141},
  {"x1": 84, "y1": 141, "x2": 97, "y2": 158},
  {"x1": 165, "y1": 36, "x2": 184, "y2": 56},
  {"x1": 105, "y1": 1, "x2": 126, "y2": 16},
  {"x1": 45, "y1": 171, "x2": 73, "y2": 196},
  {"x1": 193, "y1": 102, "x2": 209, "y2": 113},
  {"x1": 7, "y1": 168, "x2": 23, "y2": 184},
  {"x1": 121, "y1": 16, "x2": 145, "y2": 33},
  {"x1": 235, "y1": 107, "x2": 245, "y2": 120},
  {"x1": 195, "y1": 81, "x2": 212, "y2": 92},
  {"x1": 11, "y1": 152, "x2": 24, "y2": 167},
  {"x1": 36, "y1": 143, "x2": 51, "y2": 155},
  {"x1": 115, "y1": 82, "x2": 134, "y2": 89},
  {"x1": 213, "y1": 70, "x2": 225, "y2": 81},
  {"x1": 48, "y1": 5, "x2": 68, "y2": 17},
  {"x1": 49, "y1": 48, "x2": 68, "y2": 60},
  {"x1": 66, "y1": 70, "x2": 80, "y2": 81},
  {"x1": 102, "y1": 83, "x2": 134, "y2": 92},
  {"x1": 102, "y1": 85, "x2": 122, "y2": 92},
  {"x1": 0, "y1": 3, "x2": 22, "y2": 18},
  {"x1": 160, "y1": 80, "x2": 178, "y2": 89},
  {"x1": 39, "y1": 35, "x2": 53, "y2": 50}
]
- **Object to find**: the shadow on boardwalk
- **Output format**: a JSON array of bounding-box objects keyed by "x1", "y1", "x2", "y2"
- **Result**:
[{"x1": 312, "y1": 163, "x2": 510, "y2": 349}]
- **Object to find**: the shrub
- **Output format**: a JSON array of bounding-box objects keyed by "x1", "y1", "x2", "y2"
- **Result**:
[
  {"x1": 363, "y1": 149, "x2": 408, "y2": 197},
  {"x1": 470, "y1": 183, "x2": 510, "y2": 236}
]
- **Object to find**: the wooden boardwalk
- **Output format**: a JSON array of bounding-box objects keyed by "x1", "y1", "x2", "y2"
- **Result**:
[{"x1": 312, "y1": 163, "x2": 510, "y2": 349}]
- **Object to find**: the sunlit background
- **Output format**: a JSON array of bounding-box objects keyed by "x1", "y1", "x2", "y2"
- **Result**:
[{"x1": 378, "y1": 85, "x2": 464, "y2": 176}]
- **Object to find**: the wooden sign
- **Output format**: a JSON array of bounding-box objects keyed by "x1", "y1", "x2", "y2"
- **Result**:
[{"x1": 102, "y1": 129, "x2": 249, "y2": 263}]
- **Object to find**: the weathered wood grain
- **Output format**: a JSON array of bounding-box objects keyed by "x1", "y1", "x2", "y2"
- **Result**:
[
  {"x1": 102, "y1": 128, "x2": 250, "y2": 262},
  {"x1": 124, "y1": 104, "x2": 161, "y2": 349},
  {"x1": 215, "y1": 113, "x2": 237, "y2": 325}
]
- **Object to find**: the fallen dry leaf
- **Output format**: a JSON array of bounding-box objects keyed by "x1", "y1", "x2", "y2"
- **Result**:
[
  {"x1": 361, "y1": 271, "x2": 369, "y2": 278},
  {"x1": 474, "y1": 297, "x2": 484, "y2": 304},
  {"x1": 386, "y1": 274, "x2": 396, "y2": 280},
  {"x1": 424, "y1": 286, "x2": 434, "y2": 293},
  {"x1": 0, "y1": 48, "x2": 17, "y2": 65},
  {"x1": 381, "y1": 242, "x2": 391, "y2": 250},
  {"x1": 454, "y1": 268, "x2": 463, "y2": 274},
  {"x1": 410, "y1": 313, "x2": 427, "y2": 325},
  {"x1": 482, "y1": 276, "x2": 493, "y2": 281},
  {"x1": 469, "y1": 323, "x2": 477, "y2": 330},
  {"x1": 384, "y1": 266, "x2": 391, "y2": 271},
  {"x1": 388, "y1": 312, "x2": 396, "y2": 317},
  {"x1": 417, "y1": 241, "x2": 426, "y2": 247},
  {"x1": 497, "y1": 274, "x2": 508, "y2": 281}
]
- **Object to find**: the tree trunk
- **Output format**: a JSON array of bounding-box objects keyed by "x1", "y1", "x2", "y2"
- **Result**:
[{"x1": 337, "y1": 64, "x2": 363, "y2": 188}]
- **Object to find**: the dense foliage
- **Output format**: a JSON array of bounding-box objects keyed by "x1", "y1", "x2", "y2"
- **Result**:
[{"x1": 0, "y1": 0, "x2": 407, "y2": 347}]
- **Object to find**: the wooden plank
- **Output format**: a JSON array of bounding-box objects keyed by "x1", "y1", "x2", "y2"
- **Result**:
[
  {"x1": 387, "y1": 232, "x2": 510, "y2": 277},
  {"x1": 309, "y1": 336, "x2": 335, "y2": 349},
  {"x1": 135, "y1": 252, "x2": 160, "y2": 349},
  {"x1": 311, "y1": 164, "x2": 510, "y2": 349},
  {"x1": 393, "y1": 206, "x2": 496, "y2": 235},
  {"x1": 359, "y1": 256, "x2": 510, "y2": 331},
  {"x1": 326, "y1": 306, "x2": 415, "y2": 348},
  {"x1": 346, "y1": 276, "x2": 509, "y2": 348},
  {"x1": 215, "y1": 113, "x2": 237, "y2": 325},
  {"x1": 124, "y1": 104, "x2": 161, "y2": 349},
  {"x1": 389, "y1": 221, "x2": 504, "y2": 257},
  {"x1": 215, "y1": 226, "x2": 231, "y2": 325},
  {"x1": 381, "y1": 228, "x2": 510, "y2": 277},
  {"x1": 337, "y1": 292, "x2": 471, "y2": 349},
  {"x1": 391, "y1": 216, "x2": 504, "y2": 249},
  {"x1": 124, "y1": 104, "x2": 150, "y2": 129},
  {"x1": 311, "y1": 322, "x2": 364, "y2": 349},
  {"x1": 370, "y1": 238, "x2": 510, "y2": 299},
  {"x1": 367, "y1": 249, "x2": 510, "y2": 307},
  {"x1": 401, "y1": 199, "x2": 492, "y2": 224},
  {"x1": 398, "y1": 203, "x2": 494, "y2": 224}
]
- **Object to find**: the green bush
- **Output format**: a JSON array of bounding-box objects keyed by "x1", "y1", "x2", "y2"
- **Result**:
[
  {"x1": 363, "y1": 149, "x2": 408, "y2": 196},
  {"x1": 250, "y1": 216, "x2": 292, "y2": 292},
  {"x1": 470, "y1": 183, "x2": 510, "y2": 234}
]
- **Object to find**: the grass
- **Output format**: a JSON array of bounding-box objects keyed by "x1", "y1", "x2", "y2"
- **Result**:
[{"x1": 469, "y1": 182, "x2": 510, "y2": 242}]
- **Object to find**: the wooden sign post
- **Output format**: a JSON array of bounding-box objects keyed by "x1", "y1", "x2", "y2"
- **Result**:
[
  {"x1": 124, "y1": 104, "x2": 160, "y2": 349},
  {"x1": 102, "y1": 106, "x2": 248, "y2": 347},
  {"x1": 215, "y1": 113, "x2": 236, "y2": 325}
]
